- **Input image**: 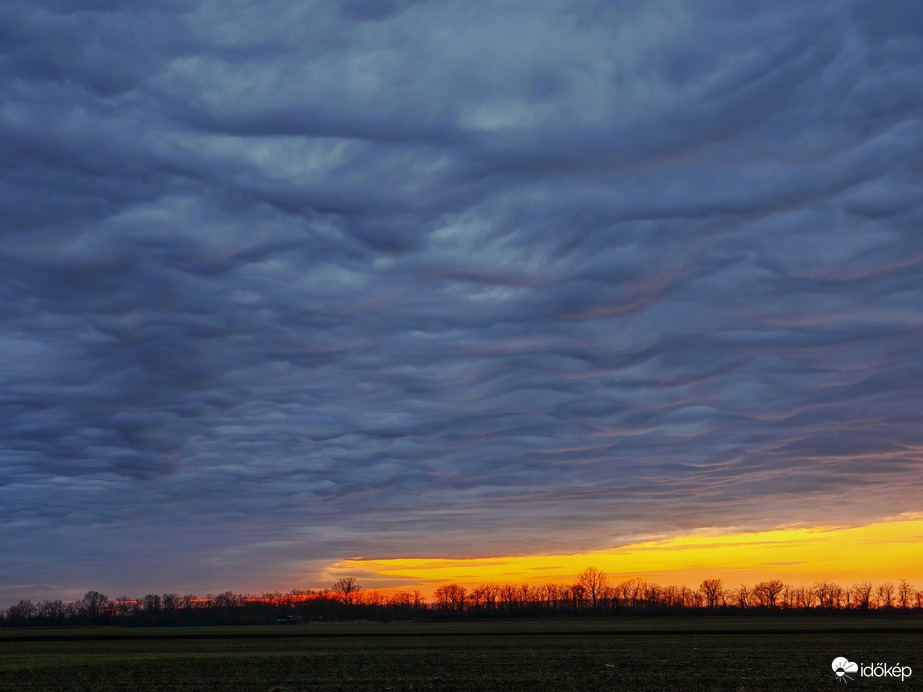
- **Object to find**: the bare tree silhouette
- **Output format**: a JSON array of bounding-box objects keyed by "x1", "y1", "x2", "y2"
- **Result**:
[
  {"x1": 699, "y1": 578, "x2": 724, "y2": 609},
  {"x1": 877, "y1": 582, "x2": 894, "y2": 608},
  {"x1": 5, "y1": 600, "x2": 36, "y2": 625},
  {"x1": 332, "y1": 577, "x2": 361, "y2": 606},
  {"x1": 753, "y1": 580, "x2": 785, "y2": 608},
  {"x1": 434, "y1": 583, "x2": 467, "y2": 611},
  {"x1": 79, "y1": 591, "x2": 108, "y2": 623},
  {"x1": 576, "y1": 567, "x2": 609, "y2": 610},
  {"x1": 853, "y1": 581, "x2": 873, "y2": 610}
]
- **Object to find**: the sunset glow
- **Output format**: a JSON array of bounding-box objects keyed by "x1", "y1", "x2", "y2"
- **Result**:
[{"x1": 337, "y1": 516, "x2": 923, "y2": 592}]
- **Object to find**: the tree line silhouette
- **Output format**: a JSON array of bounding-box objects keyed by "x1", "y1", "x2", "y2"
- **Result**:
[{"x1": 3, "y1": 569, "x2": 921, "y2": 626}]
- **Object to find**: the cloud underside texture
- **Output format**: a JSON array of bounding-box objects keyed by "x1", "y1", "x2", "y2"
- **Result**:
[{"x1": 1, "y1": 0, "x2": 922, "y2": 592}]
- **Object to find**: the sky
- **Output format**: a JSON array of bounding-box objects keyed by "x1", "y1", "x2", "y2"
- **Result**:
[{"x1": 2, "y1": 0, "x2": 922, "y2": 604}]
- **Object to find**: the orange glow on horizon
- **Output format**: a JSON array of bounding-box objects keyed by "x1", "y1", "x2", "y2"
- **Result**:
[{"x1": 334, "y1": 516, "x2": 923, "y2": 592}]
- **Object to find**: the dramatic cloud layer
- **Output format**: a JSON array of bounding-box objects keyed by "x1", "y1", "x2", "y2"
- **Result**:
[{"x1": 2, "y1": 0, "x2": 922, "y2": 599}]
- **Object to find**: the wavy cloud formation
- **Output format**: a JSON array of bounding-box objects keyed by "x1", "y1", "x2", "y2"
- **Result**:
[{"x1": 1, "y1": 0, "x2": 921, "y2": 600}]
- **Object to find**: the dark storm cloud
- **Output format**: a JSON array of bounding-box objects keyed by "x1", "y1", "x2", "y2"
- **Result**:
[{"x1": 1, "y1": 0, "x2": 922, "y2": 599}]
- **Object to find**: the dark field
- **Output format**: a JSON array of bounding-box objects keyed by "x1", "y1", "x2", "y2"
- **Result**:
[{"x1": 2, "y1": 618, "x2": 921, "y2": 690}]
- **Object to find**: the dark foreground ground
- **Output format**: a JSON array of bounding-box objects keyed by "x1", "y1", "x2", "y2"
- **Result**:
[{"x1": 2, "y1": 617, "x2": 921, "y2": 690}]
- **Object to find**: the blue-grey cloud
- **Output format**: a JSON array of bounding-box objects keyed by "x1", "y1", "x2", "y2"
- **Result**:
[{"x1": 1, "y1": 0, "x2": 922, "y2": 601}]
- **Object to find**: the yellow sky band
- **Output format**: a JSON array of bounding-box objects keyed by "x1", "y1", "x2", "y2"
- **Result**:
[{"x1": 333, "y1": 516, "x2": 923, "y2": 590}]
